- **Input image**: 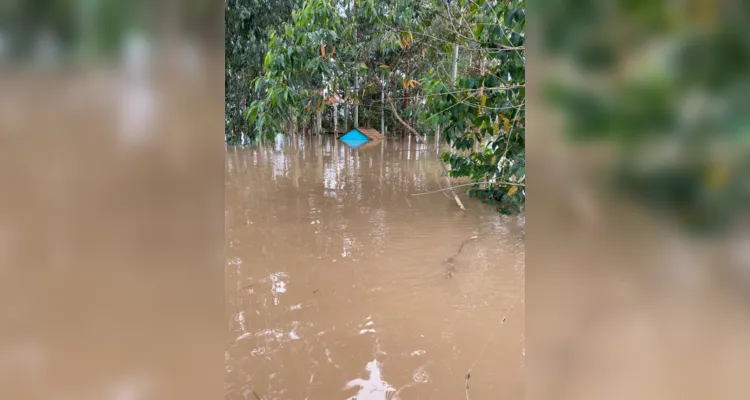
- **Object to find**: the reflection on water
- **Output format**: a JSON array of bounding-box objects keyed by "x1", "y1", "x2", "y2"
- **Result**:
[
  {"x1": 225, "y1": 135, "x2": 524, "y2": 399},
  {"x1": 344, "y1": 360, "x2": 394, "y2": 400}
]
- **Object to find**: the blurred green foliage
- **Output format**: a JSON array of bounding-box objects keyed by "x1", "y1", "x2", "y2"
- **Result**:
[
  {"x1": 536, "y1": 0, "x2": 750, "y2": 232},
  {"x1": 0, "y1": 0, "x2": 214, "y2": 61}
]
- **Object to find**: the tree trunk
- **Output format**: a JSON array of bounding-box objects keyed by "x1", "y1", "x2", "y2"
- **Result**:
[
  {"x1": 240, "y1": 86, "x2": 247, "y2": 144},
  {"x1": 381, "y1": 80, "x2": 385, "y2": 135},
  {"x1": 435, "y1": 124, "x2": 440, "y2": 155},
  {"x1": 287, "y1": 105, "x2": 294, "y2": 134},
  {"x1": 344, "y1": 101, "x2": 349, "y2": 132},
  {"x1": 402, "y1": 47, "x2": 411, "y2": 137},
  {"x1": 353, "y1": 0, "x2": 359, "y2": 128},
  {"x1": 333, "y1": 102, "x2": 338, "y2": 136},
  {"x1": 354, "y1": 73, "x2": 359, "y2": 128},
  {"x1": 452, "y1": 44, "x2": 459, "y2": 82},
  {"x1": 450, "y1": 44, "x2": 459, "y2": 153},
  {"x1": 476, "y1": 52, "x2": 486, "y2": 153},
  {"x1": 316, "y1": 109, "x2": 322, "y2": 135}
]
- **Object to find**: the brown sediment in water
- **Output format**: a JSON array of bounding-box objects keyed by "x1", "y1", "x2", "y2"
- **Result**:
[{"x1": 225, "y1": 135, "x2": 524, "y2": 399}]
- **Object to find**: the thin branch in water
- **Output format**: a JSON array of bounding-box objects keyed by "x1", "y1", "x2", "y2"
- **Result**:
[
  {"x1": 465, "y1": 373, "x2": 471, "y2": 400},
  {"x1": 386, "y1": 94, "x2": 466, "y2": 211},
  {"x1": 411, "y1": 181, "x2": 525, "y2": 196},
  {"x1": 465, "y1": 282, "x2": 525, "y2": 375},
  {"x1": 434, "y1": 172, "x2": 455, "y2": 199},
  {"x1": 387, "y1": 382, "x2": 417, "y2": 400}
]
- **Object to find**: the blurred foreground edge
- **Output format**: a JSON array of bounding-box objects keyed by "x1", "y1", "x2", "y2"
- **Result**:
[
  {"x1": 0, "y1": 3, "x2": 225, "y2": 399},
  {"x1": 527, "y1": 2, "x2": 750, "y2": 399}
]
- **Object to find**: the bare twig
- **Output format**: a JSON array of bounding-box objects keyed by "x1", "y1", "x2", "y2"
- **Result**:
[
  {"x1": 411, "y1": 181, "x2": 525, "y2": 196},
  {"x1": 388, "y1": 382, "x2": 417, "y2": 400},
  {"x1": 465, "y1": 284, "x2": 524, "y2": 389},
  {"x1": 433, "y1": 172, "x2": 454, "y2": 199},
  {"x1": 390, "y1": 27, "x2": 524, "y2": 52},
  {"x1": 465, "y1": 373, "x2": 471, "y2": 400},
  {"x1": 365, "y1": 85, "x2": 524, "y2": 103}
]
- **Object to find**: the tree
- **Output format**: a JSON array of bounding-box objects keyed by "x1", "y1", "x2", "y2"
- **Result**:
[
  {"x1": 242, "y1": 0, "x2": 526, "y2": 214},
  {"x1": 225, "y1": 0, "x2": 301, "y2": 144},
  {"x1": 421, "y1": 0, "x2": 526, "y2": 213}
]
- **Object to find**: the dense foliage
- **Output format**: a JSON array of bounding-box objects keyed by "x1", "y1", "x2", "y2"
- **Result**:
[
  {"x1": 536, "y1": 0, "x2": 750, "y2": 231},
  {"x1": 426, "y1": 1, "x2": 526, "y2": 213},
  {"x1": 225, "y1": 0, "x2": 302, "y2": 144},
  {"x1": 228, "y1": 0, "x2": 526, "y2": 213},
  {"x1": 1, "y1": 1, "x2": 215, "y2": 61}
]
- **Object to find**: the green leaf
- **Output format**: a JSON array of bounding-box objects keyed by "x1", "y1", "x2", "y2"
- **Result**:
[{"x1": 515, "y1": 167, "x2": 525, "y2": 181}]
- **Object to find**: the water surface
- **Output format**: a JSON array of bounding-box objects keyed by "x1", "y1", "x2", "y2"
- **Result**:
[{"x1": 225, "y1": 135, "x2": 524, "y2": 399}]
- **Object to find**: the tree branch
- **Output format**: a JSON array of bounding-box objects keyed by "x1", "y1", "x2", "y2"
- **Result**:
[
  {"x1": 411, "y1": 181, "x2": 525, "y2": 196},
  {"x1": 386, "y1": 95, "x2": 466, "y2": 211}
]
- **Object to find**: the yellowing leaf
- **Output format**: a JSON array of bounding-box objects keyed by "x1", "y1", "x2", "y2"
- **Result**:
[
  {"x1": 481, "y1": 95, "x2": 486, "y2": 107},
  {"x1": 421, "y1": 48, "x2": 425, "y2": 57},
  {"x1": 398, "y1": 39, "x2": 404, "y2": 49},
  {"x1": 503, "y1": 117, "x2": 511, "y2": 132},
  {"x1": 507, "y1": 186, "x2": 519, "y2": 196},
  {"x1": 320, "y1": 45, "x2": 326, "y2": 57},
  {"x1": 409, "y1": 31, "x2": 413, "y2": 41},
  {"x1": 706, "y1": 164, "x2": 731, "y2": 188},
  {"x1": 402, "y1": 81, "x2": 408, "y2": 90},
  {"x1": 492, "y1": 123, "x2": 499, "y2": 132}
]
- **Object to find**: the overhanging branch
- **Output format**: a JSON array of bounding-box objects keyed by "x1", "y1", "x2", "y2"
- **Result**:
[{"x1": 386, "y1": 94, "x2": 466, "y2": 211}]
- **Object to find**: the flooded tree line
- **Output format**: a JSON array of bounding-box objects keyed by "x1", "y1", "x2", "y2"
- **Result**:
[{"x1": 226, "y1": 0, "x2": 525, "y2": 213}]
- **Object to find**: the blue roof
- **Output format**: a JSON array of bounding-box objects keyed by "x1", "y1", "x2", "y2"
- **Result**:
[{"x1": 339, "y1": 129, "x2": 371, "y2": 148}]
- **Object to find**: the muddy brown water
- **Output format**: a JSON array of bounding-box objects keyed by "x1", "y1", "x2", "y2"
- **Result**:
[{"x1": 225, "y1": 135, "x2": 524, "y2": 400}]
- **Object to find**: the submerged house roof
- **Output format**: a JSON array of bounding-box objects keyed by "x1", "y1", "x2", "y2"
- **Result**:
[
  {"x1": 356, "y1": 127, "x2": 384, "y2": 140},
  {"x1": 339, "y1": 127, "x2": 384, "y2": 149},
  {"x1": 355, "y1": 138, "x2": 384, "y2": 151}
]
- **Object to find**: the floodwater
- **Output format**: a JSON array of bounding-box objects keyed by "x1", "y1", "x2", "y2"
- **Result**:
[{"x1": 225, "y1": 135, "x2": 525, "y2": 399}]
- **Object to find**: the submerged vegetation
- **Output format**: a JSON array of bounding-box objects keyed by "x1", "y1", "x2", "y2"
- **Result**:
[{"x1": 226, "y1": 0, "x2": 525, "y2": 213}]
